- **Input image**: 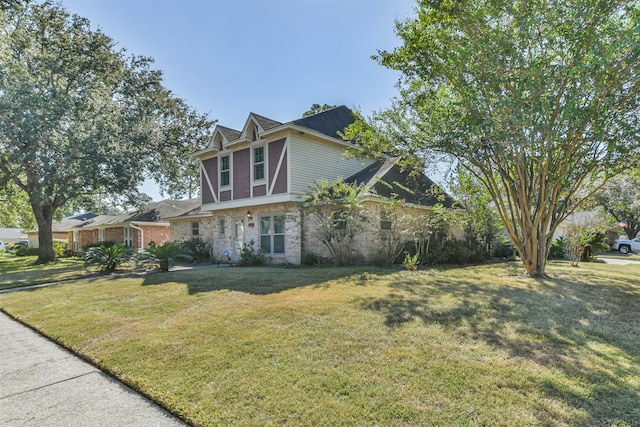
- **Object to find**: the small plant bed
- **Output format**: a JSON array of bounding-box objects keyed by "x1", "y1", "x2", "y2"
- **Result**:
[{"x1": 1, "y1": 262, "x2": 639, "y2": 426}]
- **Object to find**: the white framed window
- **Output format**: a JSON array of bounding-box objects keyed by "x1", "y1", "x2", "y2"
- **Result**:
[
  {"x1": 260, "y1": 214, "x2": 285, "y2": 254},
  {"x1": 73, "y1": 231, "x2": 79, "y2": 252},
  {"x1": 220, "y1": 155, "x2": 230, "y2": 187},
  {"x1": 191, "y1": 222, "x2": 199, "y2": 237},
  {"x1": 98, "y1": 228, "x2": 105, "y2": 243},
  {"x1": 219, "y1": 218, "x2": 226, "y2": 235},
  {"x1": 253, "y1": 146, "x2": 265, "y2": 181}
]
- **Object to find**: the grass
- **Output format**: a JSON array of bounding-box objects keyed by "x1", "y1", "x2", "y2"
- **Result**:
[
  {"x1": 1, "y1": 261, "x2": 639, "y2": 426},
  {"x1": 0, "y1": 255, "x2": 91, "y2": 290}
]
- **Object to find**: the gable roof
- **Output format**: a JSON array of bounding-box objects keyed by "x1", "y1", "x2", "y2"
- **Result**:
[
  {"x1": 73, "y1": 199, "x2": 201, "y2": 229},
  {"x1": 217, "y1": 125, "x2": 241, "y2": 142},
  {"x1": 251, "y1": 113, "x2": 282, "y2": 131},
  {"x1": 345, "y1": 158, "x2": 455, "y2": 208},
  {"x1": 290, "y1": 105, "x2": 355, "y2": 139}
]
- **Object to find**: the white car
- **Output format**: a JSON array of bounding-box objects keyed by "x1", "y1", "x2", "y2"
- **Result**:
[{"x1": 612, "y1": 237, "x2": 640, "y2": 254}]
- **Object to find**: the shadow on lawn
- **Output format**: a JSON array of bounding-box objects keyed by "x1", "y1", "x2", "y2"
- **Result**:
[
  {"x1": 358, "y1": 265, "x2": 640, "y2": 425},
  {"x1": 140, "y1": 265, "x2": 396, "y2": 295}
]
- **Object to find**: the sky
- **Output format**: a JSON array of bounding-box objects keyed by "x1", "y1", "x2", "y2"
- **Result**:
[{"x1": 62, "y1": 0, "x2": 417, "y2": 200}]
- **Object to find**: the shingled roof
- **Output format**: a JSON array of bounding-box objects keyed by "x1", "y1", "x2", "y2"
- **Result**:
[
  {"x1": 345, "y1": 158, "x2": 455, "y2": 208},
  {"x1": 73, "y1": 199, "x2": 201, "y2": 229},
  {"x1": 291, "y1": 105, "x2": 355, "y2": 139},
  {"x1": 252, "y1": 113, "x2": 282, "y2": 131}
]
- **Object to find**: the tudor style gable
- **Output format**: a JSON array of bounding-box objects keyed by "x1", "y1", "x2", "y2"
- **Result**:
[{"x1": 194, "y1": 106, "x2": 369, "y2": 213}]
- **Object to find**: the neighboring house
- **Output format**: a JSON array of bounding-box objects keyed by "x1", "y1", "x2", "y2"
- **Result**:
[
  {"x1": 68, "y1": 199, "x2": 199, "y2": 251},
  {"x1": 0, "y1": 228, "x2": 28, "y2": 245},
  {"x1": 26, "y1": 213, "x2": 97, "y2": 248},
  {"x1": 169, "y1": 105, "x2": 452, "y2": 264}
]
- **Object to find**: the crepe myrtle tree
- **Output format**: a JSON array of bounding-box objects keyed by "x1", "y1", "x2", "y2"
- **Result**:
[
  {"x1": 0, "y1": 1, "x2": 213, "y2": 263},
  {"x1": 300, "y1": 178, "x2": 369, "y2": 266},
  {"x1": 594, "y1": 171, "x2": 640, "y2": 240},
  {"x1": 344, "y1": 0, "x2": 640, "y2": 276}
]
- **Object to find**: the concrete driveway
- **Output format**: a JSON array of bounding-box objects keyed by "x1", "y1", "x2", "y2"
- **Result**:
[{"x1": 0, "y1": 311, "x2": 188, "y2": 427}]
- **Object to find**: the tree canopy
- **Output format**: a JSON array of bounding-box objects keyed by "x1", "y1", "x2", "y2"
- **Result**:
[
  {"x1": 594, "y1": 172, "x2": 640, "y2": 239},
  {"x1": 346, "y1": 0, "x2": 640, "y2": 276},
  {"x1": 0, "y1": 1, "x2": 214, "y2": 262}
]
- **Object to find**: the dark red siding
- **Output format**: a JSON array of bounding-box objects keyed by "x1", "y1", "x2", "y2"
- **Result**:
[
  {"x1": 268, "y1": 139, "x2": 287, "y2": 195},
  {"x1": 253, "y1": 184, "x2": 266, "y2": 197},
  {"x1": 202, "y1": 157, "x2": 218, "y2": 204},
  {"x1": 220, "y1": 190, "x2": 231, "y2": 201},
  {"x1": 233, "y1": 148, "x2": 250, "y2": 199}
]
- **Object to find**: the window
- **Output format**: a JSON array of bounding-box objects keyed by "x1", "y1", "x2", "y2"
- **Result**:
[
  {"x1": 219, "y1": 218, "x2": 226, "y2": 235},
  {"x1": 380, "y1": 209, "x2": 393, "y2": 230},
  {"x1": 124, "y1": 227, "x2": 133, "y2": 247},
  {"x1": 332, "y1": 209, "x2": 347, "y2": 232},
  {"x1": 73, "y1": 231, "x2": 78, "y2": 252},
  {"x1": 98, "y1": 229, "x2": 105, "y2": 243},
  {"x1": 220, "y1": 155, "x2": 230, "y2": 186},
  {"x1": 260, "y1": 214, "x2": 285, "y2": 254},
  {"x1": 253, "y1": 147, "x2": 264, "y2": 180},
  {"x1": 191, "y1": 222, "x2": 199, "y2": 237}
]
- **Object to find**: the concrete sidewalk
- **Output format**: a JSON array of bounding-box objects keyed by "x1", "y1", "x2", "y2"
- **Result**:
[{"x1": 0, "y1": 311, "x2": 188, "y2": 426}]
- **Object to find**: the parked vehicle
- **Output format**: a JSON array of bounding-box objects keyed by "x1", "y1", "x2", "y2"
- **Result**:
[
  {"x1": 0, "y1": 241, "x2": 6, "y2": 251},
  {"x1": 612, "y1": 237, "x2": 640, "y2": 254}
]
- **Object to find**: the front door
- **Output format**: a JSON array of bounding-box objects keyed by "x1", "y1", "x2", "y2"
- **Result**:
[{"x1": 232, "y1": 217, "x2": 245, "y2": 261}]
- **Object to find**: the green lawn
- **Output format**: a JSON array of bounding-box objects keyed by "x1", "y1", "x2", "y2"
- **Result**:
[
  {"x1": 0, "y1": 255, "x2": 91, "y2": 290},
  {"x1": 1, "y1": 261, "x2": 639, "y2": 426}
]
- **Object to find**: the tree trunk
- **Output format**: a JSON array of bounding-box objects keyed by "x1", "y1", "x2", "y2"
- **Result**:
[
  {"x1": 518, "y1": 232, "x2": 549, "y2": 277},
  {"x1": 32, "y1": 201, "x2": 56, "y2": 264}
]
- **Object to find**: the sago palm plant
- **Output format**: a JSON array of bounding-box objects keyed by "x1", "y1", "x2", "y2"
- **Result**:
[
  {"x1": 144, "y1": 241, "x2": 193, "y2": 272},
  {"x1": 84, "y1": 244, "x2": 133, "y2": 272}
]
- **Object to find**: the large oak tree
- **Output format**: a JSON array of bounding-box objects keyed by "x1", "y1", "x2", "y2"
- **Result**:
[
  {"x1": 0, "y1": 1, "x2": 213, "y2": 263},
  {"x1": 346, "y1": 0, "x2": 640, "y2": 276}
]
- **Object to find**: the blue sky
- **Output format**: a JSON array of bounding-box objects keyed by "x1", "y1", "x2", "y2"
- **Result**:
[{"x1": 62, "y1": 0, "x2": 417, "y2": 199}]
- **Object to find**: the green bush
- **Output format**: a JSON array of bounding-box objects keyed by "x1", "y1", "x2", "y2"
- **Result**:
[
  {"x1": 548, "y1": 237, "x2": 567, "y2": 260},
  {"x1": 142, "y1": 241, "x2": 193, "y2": 272},
  {"x1": 403, "y1": 252, "x2": 420, "y2": 271},
  {"x1": 181, "y1": 237, "x2": 210, "y2": 263},
  {"x1": 53, "y1": 239, "x2": 67, "y2": 258},
  {"x1": 492, "y1": 241, "x2": 515, "y2": 259},
  {"x1": 27, "y1": 247, "x2": 40, "y2": 256},
  {"x1": 422, "y1": 238, "x2": 487, "y2": 266},
  {"x1": 84, "y1": 244, "x2": 133, "y2": 272},
  {"x1": 237, "y1": 240, "x2": 266, "y2": 267},
  {"x1": 301, "y1": 252, "x2": 320, "y2": 267}
]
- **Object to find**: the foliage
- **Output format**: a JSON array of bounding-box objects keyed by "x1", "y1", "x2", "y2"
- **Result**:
[
  {"x1": 0, "y1": 2, "x2": 213, "y2": 263},
  {"x1": 301, "y1": 252, "x2": 321, "y2": 267},
  {"x1": 594, "y1": 173, "x2": 640, "y2": 239},
  {"x1": 302, "y1": 103, "x2": 337, "y2": 117},
  {"x1": 180, "y1": 237, "x2": 210, "y2": 263},
  {"x1": 449, "y1": 168, "x2": 502, "y2": 257},
  {"x1": 548, "y1": 237, "x2": 568, "y2": 260},
  {"x1": 143, "y1": 241, "x2": 193, "y2": 272},
  {"x1": 301, "y1": 178, "x2": 370, "y2": 266},
  {"x1": 346, "y1": 0, "x2": 640, "y2": 277},
  {"x1": 0, "y1": 181, "x2": 36, "y2": 230},
  {"x1": 567, "y1": 227, "x2": 610, "y2": 267},
  {"x1": 402, "y1": 252, "x2": 419, "y2": 271},
  {"x1": 420, "y1": 238, "x2": 487, "y2": 266},
  {"x1": 492, "y1": 240, "x2": 515, "y2": 259},
  {"x1": 53, "y1": 239, "x2": 67, "y2": 258},
  {"x1": 237, "y1": 240, "x2": 267, "y2": 267},
  {"x1": 84, "y1": 244, "x2": 133, "y2": 272}
]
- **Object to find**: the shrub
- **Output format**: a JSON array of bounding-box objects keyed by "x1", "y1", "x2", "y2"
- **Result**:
[
  {"x1": 53, "y1": 239, "x2": 67, "y2": 258},
  {"x1": 403, "y1": 252, "x2": 420, "y2": 271},
  {"x1": 421, "y1": 238, "x2": 487, "y2": 266},
  {"x1": 492, "y1": 240, "x2": 515, "y2": 259},
  {"x1": 181, "y1": 237, "x2": 210, "y2": 263},
  {"x1": 27, "y1": 247, "x2": 40, "y2": 256},
  {"x1": 9, "y1": 242, "x2": 29, "y2": 256},
  {"x1": 548, "y1": 237, "x2": 567, "y2": 260},
  {"x1": 84, "y1": 244, "x2": 133, "y2": 272},
  {"x1": 301, "y1": 252, "x2": 320, "y2": 267},
  {"x1": 143, "y1": 241, "x2": 193, "y2": 272},
  {"x1": 237, "y1": 240, "x2": 266, "y2": 267}
]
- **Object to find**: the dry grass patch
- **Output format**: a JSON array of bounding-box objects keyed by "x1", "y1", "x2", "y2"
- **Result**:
[
  {"x1": 0, "y1": 255, "x2": 90, "y2": 290},
  {"x1": 1, "y1": 262, "x2": 639, "y2": 426}
]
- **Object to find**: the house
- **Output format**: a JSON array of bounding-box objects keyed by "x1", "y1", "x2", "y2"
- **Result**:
[
  {"x1": 68, "y1": 199, "x2": 199, "y2": 251},
  {"x1": 26, "y1": 213, "x2": 97, "y2": 248},
  {"x1": 169, "y1": 106, "x2": 451, "y2": 264},
  {"x1": 0, "y1": 228, "x2": 28, "y2": 245}
]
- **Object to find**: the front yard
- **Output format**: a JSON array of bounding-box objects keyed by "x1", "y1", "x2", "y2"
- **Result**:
[{"x1": 1, "y1": 261, "x2": 639, "y2": 426}]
